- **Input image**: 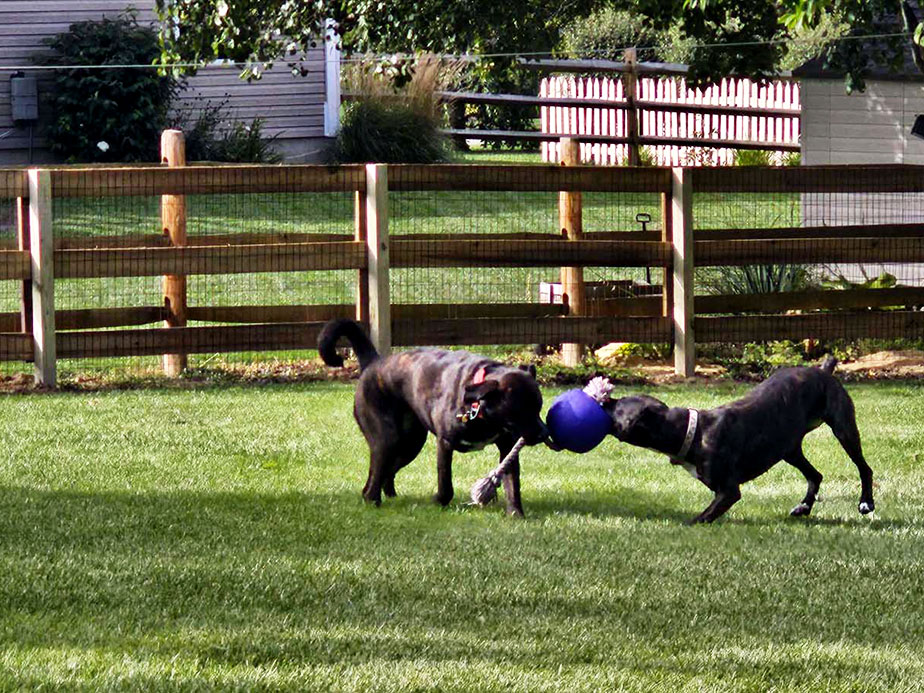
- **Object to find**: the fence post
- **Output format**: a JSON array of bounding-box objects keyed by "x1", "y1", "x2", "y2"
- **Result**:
[
  {"x1": 660, "y1": 183, "x2": 674, "y2": 322},
  {"x1": 365, "y1": 164, "x2": 391, "y2": 355},
  {"x1": 559, "y1": 137, "x2": 585, "y2": 367},
  {"x1": 623, "y1": 48, "x2": 641, "y2": 167},
  {"x1": 671, "y1": 167, "x2": 694, "y2": 377},
  {"x1": 161, "y1": 129, "x2": 188, "y2": 376},
  {"x1": 323, "y1": 19, "x2": 341, "y2": 138},
  {"x1": 28, "y1": 169, "x2": 55, "y2": 387},
  {"x1": 354, "y1": 191, "x2": 370, "y2": 324}
]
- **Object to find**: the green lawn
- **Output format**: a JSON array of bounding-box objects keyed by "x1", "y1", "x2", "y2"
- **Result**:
[{"x1": 1, "y1": 379, "x2": 922, "y2": 690}]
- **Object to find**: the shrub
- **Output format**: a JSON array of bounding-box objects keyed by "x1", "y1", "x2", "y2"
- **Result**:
[
  {"x1": 700, "y1": 264, "x2": 814, "y2": 295},
  {"x1": 734, "y1": 149, "x2": 774, "y2": 167},
  {"x1": 171, "y1": 100, "x2": 282, "y2": 163},
  {"x1": 562, "y1": 8, "x2": 662, "y2": 62},
  {"x1": 325, "y1": 56, "x2": 458, "y2": 164},
  {"x1": 39, "y1": 12, "x2": 177, "y2": 163},
  {"x1": 561, "y1": 8, "x2": 695, "y2": 63}
]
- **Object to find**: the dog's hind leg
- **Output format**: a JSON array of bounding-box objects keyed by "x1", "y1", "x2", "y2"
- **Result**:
[
  {"x1": 362, "y1": 442, "x2": 392, "y2": 506},
  {"x1": 383, "y1": 418, "x2": 427, "y2": 498},
  {"x1": 825, "y1": 388, "x2": 875, "y2": 515},
  {"x1": 784, "y1": 446, "x2": 823, "y2": 517},
  {"x1": 688, "y1": 484, "x2": 741, "y2": 524}
]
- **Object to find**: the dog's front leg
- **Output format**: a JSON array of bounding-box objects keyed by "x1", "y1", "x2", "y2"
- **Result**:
[
  {"x1": 497, "y1": 437, "x2": 524, "y2": 517},
  {"x1": 688, "y1": 485, "x2": 741, "y2": 524},
  {"x1": 434, "y1": 438, "x2": 454, "y2": 506}
]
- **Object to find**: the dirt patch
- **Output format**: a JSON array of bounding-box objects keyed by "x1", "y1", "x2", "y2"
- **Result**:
[
  {"x1": 1, "y1": 350, "x2": 922, "y2": 394},
  {"x1": 836, "y1": 350, "x2": 924, "y2": 379}
]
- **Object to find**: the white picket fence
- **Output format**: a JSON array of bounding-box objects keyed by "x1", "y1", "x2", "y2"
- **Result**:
[{"x1": 540, "y1": 75, "x2": 801, "y2": 166}]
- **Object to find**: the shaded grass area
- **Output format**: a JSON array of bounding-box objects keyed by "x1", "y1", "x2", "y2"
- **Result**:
[{"x1": 1, "y1": 380, "x2": 922, "y2": 690}]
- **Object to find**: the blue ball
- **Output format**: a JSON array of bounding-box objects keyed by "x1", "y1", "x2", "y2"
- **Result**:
[{"x1": 547, "y1": 389, "x2": 612, "y2": 453}]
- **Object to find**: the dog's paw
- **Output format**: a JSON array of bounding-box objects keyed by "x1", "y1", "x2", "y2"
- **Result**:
[
  {"x1": 859, "y1": 501, "x2": 875, "y2": 515},
  {"x1": 790, "y1": 502, "x2": 812, "y2": 517}
]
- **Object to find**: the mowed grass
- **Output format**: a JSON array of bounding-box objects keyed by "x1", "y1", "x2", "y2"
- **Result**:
[{"x1": 1, "y1": 379, "x2": 923, "y2": 691}]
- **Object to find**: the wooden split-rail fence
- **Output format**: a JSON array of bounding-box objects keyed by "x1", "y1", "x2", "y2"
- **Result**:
[{"x1": 2, "y1": 133, "x2": 924, "y2": 387}]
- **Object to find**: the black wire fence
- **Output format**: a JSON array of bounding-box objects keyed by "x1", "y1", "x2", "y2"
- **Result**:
[
  {"x1": 1, "y1": 158, "x2": 924, "y2": 385},
  {"x1": 691, "y1": 166, "x2": 924, "y2": 346}
]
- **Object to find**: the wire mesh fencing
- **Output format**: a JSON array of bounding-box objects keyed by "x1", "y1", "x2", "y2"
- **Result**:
[
  {"x1": 47, "y1": 164, "x2": 364, "y2": 377},
  {"x1": 387, "y1": 163, "x2": 671, "y2": 353},
  {"x1": 691, "y1": 166, "x2": 924, "y2": 347},
  {"x1": 0, "y1": 195, "x2": 31, "y2": 374},
  {"x1": 3, "y1": 161, "x2": 924, "y2": 384}
]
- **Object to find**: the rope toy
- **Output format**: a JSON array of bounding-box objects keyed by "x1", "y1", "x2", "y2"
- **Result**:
[
  {"x1": 546, "y1": 377, "x2": 615, "y2": 453},
  {"x1": 469, "y1": 436, "x2": 527, "y2": 506}
]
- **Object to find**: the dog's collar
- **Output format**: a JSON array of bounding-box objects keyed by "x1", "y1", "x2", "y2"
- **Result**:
[
  {"x1": 457, "y1": 400, "x2": 483, "y2": 424},
  {"x1": 674, "y1": 409, "x2": 699, "y2": 461},
  {"x1": 457, "y1": 367, "x2": 489, "y2": 423}
]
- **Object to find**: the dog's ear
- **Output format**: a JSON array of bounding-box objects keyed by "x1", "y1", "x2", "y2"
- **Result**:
[
  {"x1": 463, "y1": 379, "x2": 502, "y2": 404},
  {"x1": 518, "y1": 364, "x2": 538, "y2": 379}
]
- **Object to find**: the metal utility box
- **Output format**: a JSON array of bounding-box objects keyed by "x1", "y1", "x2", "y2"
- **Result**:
[{"x1": 11, "y1": 74, "x2": 38, "y2": 122}]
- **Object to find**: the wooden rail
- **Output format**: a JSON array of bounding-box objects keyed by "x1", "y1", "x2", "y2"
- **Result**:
[
  {"x1": 388, "y1": 164, "x2": 671, "y2": 192},
  {"x1": 54, "y1": 242, "x2": 367, "y2": 278},
  {"x1": 696, "y1": 238, "x2": 924, "y2": 266},
  {"x1": 56, "y1": 323, "x2": 329, "y2": 359},
  {"x1": 442, "y1": 130, "x2": 800, "y2": 152},
  {"x1": 50, "y1": 165, "x2": 367, "y2": 198},
  {"x1": 391, "y1": 239, "x2": 669, "y2": 268},
  {"x1": 393, "y1": 316, "x2": 671, "y2": 346},
  {"x1": 696, "y1": 311, "x2": 924, "y2": 343},
  {"x1": 691, "y1": 165, "x2": 924, "y2": 194},
  {"x1": 436, "y1": 91, "x2": 801, "y2": 119}
]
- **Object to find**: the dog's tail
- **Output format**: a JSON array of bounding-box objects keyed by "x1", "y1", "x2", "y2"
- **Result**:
[
  {"x1": 318, "y1": 318, "x2": 379, "y2": 371},
  {"x1": 820, "y1": 354, "x2": 838, "y2": 375}
]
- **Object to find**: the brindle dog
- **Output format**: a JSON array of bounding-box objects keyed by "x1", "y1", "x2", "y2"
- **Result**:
[
  {"x1": 318, "y1": 319, "x2": 548, "y2": 516},
  {"x1": 604, "y1": 356, "x2": 875, "y2": 524}
]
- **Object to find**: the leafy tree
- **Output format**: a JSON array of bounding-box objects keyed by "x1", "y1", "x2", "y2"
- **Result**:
[{"x1": 154, "y1": 0, "x2": 918, "y2": 93}]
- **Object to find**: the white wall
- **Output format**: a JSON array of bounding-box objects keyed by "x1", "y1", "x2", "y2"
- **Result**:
[
  {"x1": 0, "y1": 0, "x2": 331, "y2": 164},
  {"x1": 801, "y1": 78, "x2": 924, "y2": 284},
  {"x1": 801, "y1": 78, "x2": 924, "y2": 165}
]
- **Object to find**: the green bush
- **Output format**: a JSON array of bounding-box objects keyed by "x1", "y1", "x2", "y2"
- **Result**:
[
  {"x1": 39, "y1": 12, "x2": 177, "y2": 163},
  {"x1": 328, "y1": 100, "x2": 453, "y2": 164},
  {"x1": 734, "y1": 149, "x2": 774, "y2": 167},
  {"x1": 171, "y1": 100, "x2": 282, "y2": 163},
  {"x1": 562, "y1": 8, "x2": 667, "y2": 63},
  {"x1": 325, "y1": 57, "x2": 455, "y2": 164},
  {"x1": 700, "y1": 264, "x2": 814, "y2": 295},
  {"x1": 561, "y1": 8, "x2": 696, "y2": 64}
]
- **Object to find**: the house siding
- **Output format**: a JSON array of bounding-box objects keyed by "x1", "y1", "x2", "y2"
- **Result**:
[
  {"x1": 801, "y1": 78, "x2": 924, "y2": 285},
  {"x1": 0, "y1": 0, "x2": 329, "y2": 164}
]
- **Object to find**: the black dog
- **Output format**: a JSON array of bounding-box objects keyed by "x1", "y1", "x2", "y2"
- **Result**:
[
  {"x1": 318, "y1": 319, "x2": 549, "y2": 515},
  {"x1": 604, "y1": 356, "x2": 875, "y2": 523}
]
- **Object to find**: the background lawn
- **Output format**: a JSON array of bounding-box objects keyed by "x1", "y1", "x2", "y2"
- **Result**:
[{"x1": 1, "y1": 378, "x2": 923, "y2": 690}]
